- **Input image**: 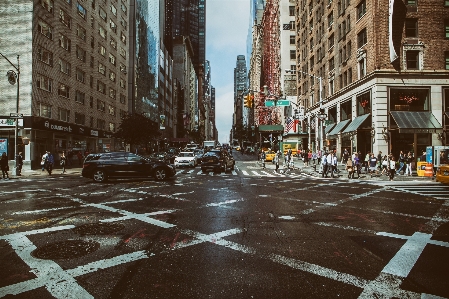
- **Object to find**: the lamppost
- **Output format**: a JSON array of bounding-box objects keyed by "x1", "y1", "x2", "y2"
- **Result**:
[
  {"x1": 285, "y1": 69, "x2": 324, "y2": 150},
  {"x1": 0, "y1": 53, "x2": 20, "y2": 175}
]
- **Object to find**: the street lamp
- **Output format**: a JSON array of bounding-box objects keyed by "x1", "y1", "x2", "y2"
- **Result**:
[
  {"x1": 285, "y1": 69, "x2": 324, "y2": 150},
  {"x1": 0, "y1": 53, "x2": 20, "y2": 175}
]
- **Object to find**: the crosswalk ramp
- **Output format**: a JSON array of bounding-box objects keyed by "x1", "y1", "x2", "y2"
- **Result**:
[{"x1": 366, "y1": 181, "x2": 449, "y2": 200}]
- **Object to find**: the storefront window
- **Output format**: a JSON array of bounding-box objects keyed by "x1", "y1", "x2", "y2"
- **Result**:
[
  {"x1": 390, "y1": 88, "x2": 429, "y2": 111},
  {"x1": 340, "y1": 100, "x2": 352, "y2": 121},
  {"x1": 357, "y1": 90, "x2": 371, "y2": 115},
  {"x1": 328, "y1": 106, "x2": 337, "y2": 123}
]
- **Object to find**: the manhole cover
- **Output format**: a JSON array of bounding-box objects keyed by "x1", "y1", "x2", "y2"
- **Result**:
[
  {"x1": 32, "y1": 240, "x2": 99, "y2": 259},
  {"x1": 73, "y1": 223, "x2": 125, "y2": 235}
]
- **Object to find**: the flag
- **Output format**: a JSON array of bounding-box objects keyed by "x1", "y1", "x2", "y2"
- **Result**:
[
  {"x1": 284, "y1": 117, "x2": 294, "y2": 133},
  {"x1": 388, "y1": 0, "x2": 398, "y2": 62},
  {"x1": 293, "y1": 119, "x2": 299, "y2": 132}
]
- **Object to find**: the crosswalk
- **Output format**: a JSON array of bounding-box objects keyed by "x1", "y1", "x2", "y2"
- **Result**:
[
  {"x1": 174, "y1": 168, "x2": 312, "y2": 178},
  {"x1": 366, "y1": 181, "x2": 449, "y2": 200}
]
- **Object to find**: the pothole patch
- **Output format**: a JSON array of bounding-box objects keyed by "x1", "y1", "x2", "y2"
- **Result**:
[
  {"x1": 32, "y1": 240, "x2": 99, "y2": 259},
  {"x1": 73, "y1": 223, "x2": 125, "y2": 235}
]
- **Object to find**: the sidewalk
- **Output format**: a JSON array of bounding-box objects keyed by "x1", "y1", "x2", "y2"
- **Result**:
[
  {"x1": 5, "y1": 167, "x2": 83, "y2": 179},
  {"x1": 260, "y1": 160, "x2": 434, "y2": 182}
]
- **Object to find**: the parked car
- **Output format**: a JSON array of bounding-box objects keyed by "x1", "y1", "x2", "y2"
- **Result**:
[
  {"x1": 201, "y1": 149, "x2": 235, "y2": 173},
  {"x1": 174, "y1": 151, "x2": 198, "y2": 168},
  {"x1": 82, "y1": 152, "x2": 176, "y2": 182},
  {"x1": 436, "y1": 165, "x2": 449, "y2": 184}
]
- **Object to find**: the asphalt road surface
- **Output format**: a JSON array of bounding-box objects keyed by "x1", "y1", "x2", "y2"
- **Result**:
[{"x1": 1, "y1": 154, "x2": 448, "y2": 299}]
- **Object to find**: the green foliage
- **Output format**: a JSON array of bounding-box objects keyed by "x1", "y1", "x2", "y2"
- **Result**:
[{"x1": 114, "y1": 113, "x2": 160, "y2": 147}]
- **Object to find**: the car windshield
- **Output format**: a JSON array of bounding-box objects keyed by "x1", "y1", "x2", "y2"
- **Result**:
[
  {"x1": 203, "y1": 152, "x2": 219, "y2": 157},
  {"x1": 179, "y1": 152, "x2": 194, "y2": 157}
]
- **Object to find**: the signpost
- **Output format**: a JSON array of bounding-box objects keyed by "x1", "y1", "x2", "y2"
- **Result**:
[
  {"x1": 265, "y1": 100, "x2": 290, "y2": 107},
  {"x1": 9, "y1": 113, "x2": 23, "y2": 118}
]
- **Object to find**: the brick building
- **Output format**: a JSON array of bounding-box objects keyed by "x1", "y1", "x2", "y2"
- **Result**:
[
  {"x1": 295, "y1": 0, "x2": 449, "y2": 158},
  {"x1": 0, "y1": 0, "x2": 130, "y2": 169}
]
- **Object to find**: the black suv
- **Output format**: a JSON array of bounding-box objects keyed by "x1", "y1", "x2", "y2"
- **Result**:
[
  {"x1": 82, "y1": 152, "x2": 176, "y2": 182},
  {"x1": 200, "y1": 149, "x2": 235, "y2": 173}
]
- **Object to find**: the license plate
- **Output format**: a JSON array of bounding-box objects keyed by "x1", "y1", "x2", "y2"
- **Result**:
[{"x1": 208, "y1": 159, "x2": 214, "y2": 162}]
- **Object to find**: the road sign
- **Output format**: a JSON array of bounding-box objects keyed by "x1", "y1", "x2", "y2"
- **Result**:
[
  {"x1": 9, "y1": 113, "x2": 23, "y2": 118},
  {"x1": 265, "y1": 100, "x2": 290, "y2": 107}
]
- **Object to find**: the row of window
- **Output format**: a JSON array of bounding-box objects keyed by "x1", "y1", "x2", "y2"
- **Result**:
[{"x1": 41, "y1": 0, "x2": 127, "y2": 20}]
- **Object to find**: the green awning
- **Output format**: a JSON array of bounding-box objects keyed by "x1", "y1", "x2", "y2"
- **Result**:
[
  {"x1": 342, "y1": 113, "x2": 370, "y2": 134},
  {"x1": 324, "y1": 123, "x2": 336, "y2": 134},
  {"x1": 258, "y1": 125, "x2": 284, "y2": 132},
  {"x1": 327, "y1": 119, "x2": 351, "y2": 138},
  {"x1": 390, "y1": 111, "x2": 442, "y2": 133}
]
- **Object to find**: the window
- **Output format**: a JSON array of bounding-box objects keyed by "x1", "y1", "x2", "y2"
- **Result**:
[
  {"x1": 91, "y1": 0, "x2": 95, "y2": 9},
  {"x1": 109, "y1": 88, "x2": 116, "y2": 99},
  {"x1": 91, "y1": 36, "x2": 95, "y2": 48},
  {"x1": 359, "y1": 58, "x2": 366, "y2": 77},
  {"x1": 59, "y1": 58, "x2": 71, "y2": 75},
  {"x1": 120, "y1": 63, "x2": 126, "y2": 73},
  {"x1": 76, "y1": 24, "x2": 86, "y2": 41},
  {"x1": 41, "y1": 0, "x2": 54, "y2": 13},
  {"x1": 328, "y1": 34, "x2": 334, "y2": 49},
  {"x1": 59, "y1": 9, "x2": 71, "y2": 28},
  {"x1": 39, "y1": 103, "x2": 52, "y2": 118},
  {"x1": 120, "y1": 16, "x2": 127, "y2": 29},
  {"x1": 75, "y1": 90, "x2": 85, "y2": 104},
  {"x1": 329, "y1": 57, "x2": 335, "y2": 70},
  {"x1": 120, "y1": 78, "x2": 126, "y2": 89},
  {"x1": 120, "y1": 94, "x2": 126, "y2": 104},
  {"x1": 290, "y1": 50, "x2": 296, "y2": 60},
  {"x1": 76, "y1": 68, "x2": 85, "y2": 83},
  {"x1": 97, "y1": 100, "x2": 105, "y2": 111},
  {"x1": 89, "y1": 96, "x2": 94, "y2": 108},
  {"x1": 36, "y1": 74, "x2": 52, "y2": 92},
  {"x1": 111, "y1": 4, "x2": 117, "y2": 16},
  {"x1": 310, "y1": 38, "x2": 314, "y2": 50},
  {"x1": 75, "y1": 113, "x2": 85, "y2": 125},
  {"x1": 90, "y1": 56, "x2": 94, "y2": 68},
  {"x1": 120, "y1": 32, "x2": 126, "y2": 44},
  {"x1": 109, "y1": 53, "x2": 116, "y2": 65},
  {"x1": 328, "y1": 12, "x2": 333, "y2": 27},
  {"x1": 348, "y1": 67, "x2": 352, "y2": 84},
  {"x1": 110, "y1": 19, "x2": 117, "y2": 33},
  {"x1": 97, "y1": 80, "x2": 106, "y2": 94},
  {"x1": 77, "y1": 2, "x2": 86, "y2": 19},
  {"x1": 99, "y1": 25, "x2": 107, "y2": 39},
  {"x1": 120, "y1": 1, "x2": 127, "y2": 14},
  {"x1": 445, "y1": 20, "x2": 449, "y2": 39},
  {"x1": 38, "y1": 19, "x2": 52, "y2": 39},
  {"x1": 59, "y1": 34, "x2": 71, "y2": 51},
  {"x1": 289, "y1": 5, "x2": 295, "y2": 16},
  {"x1": 98, "y1": 62, "x2": 106, "y2": 75},
  {"x1": 90, "y1": 16, "x2": 95, "y2": 28},
  {"x1": 119, "y1": 47, "x2": 126, "y2": 58},
  {"x1": 76, "y1": 45, "x2": 86, "y2": 62},
  {"x1": 445, "y1": 51, "x2": 449, "y2": 70},
  {"x1": 357, "y1": 90, "x2": 371, "y2": 115},
  {"x1": 347, "y1": 41, "x2": 352, "y2": 60},
  {"x1": 58, "y1": 83, "x2": 70, "y2": 98},
  {"x1": 120, "y1": 109, "x2": 126, "y2": 118},
  {"x1": 108, "y1": 105, "x2": 115, "y2": 115},
  {"x1": 109, "y1": 122, "x2": 115, "y2": 132},
  {"x1": 90, "y1": 75, "x2": 93, "y2": 87},
  {"x1": 59, "y1": 108, "x2": 70, "y2": 122},
  {"x1": 406, "y1": 50, "x2": 420, "y2": 69},
  {"x1": 99, "y1": 7, "x2": 107, "y2": 21},
  {"x1": 37, "y1": 47, "x2": 53, "y2": 66},
  {"x1": 99, "y1": 44, "x2": 106, "y2": 56},
  {"x1": 109, "y1": 70, "x2": 116, "y2": 81},
  {"x1": 405, "y1": 19, "x2": 418, "y2": 37},
  {"x1": 110, "y1": 38, "x2": 117, "y2": 49},
  {"x1": 357, "y1": 0, "x2": 366, "y2": 20},
  {"x1": 97, "y1": 119, "x2": 105, "y2": 130},
  {"x1": 290, "y1": 35, "x2": 295, "y2": 44},
  {"x1": 357, "y1": 28, "x2": 367, "y2": 48},
  {"x1": 405, "y1": 0, "x2": 416, "y2": 5}
]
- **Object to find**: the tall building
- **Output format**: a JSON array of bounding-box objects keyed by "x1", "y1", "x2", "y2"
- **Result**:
[
  {"x1": 295, "y1": 0, "x2": 449, "y2": 157},
  {"x1": 0, "y1": 0, "x2": 130, "y2": 169},
  {"x1": 233, "y1": 55, "x2": 248, "y2": 140}
]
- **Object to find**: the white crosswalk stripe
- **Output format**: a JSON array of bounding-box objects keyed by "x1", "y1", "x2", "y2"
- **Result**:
[{"x1": 366, "y1": 181, "x2": 449, "y2": 200}]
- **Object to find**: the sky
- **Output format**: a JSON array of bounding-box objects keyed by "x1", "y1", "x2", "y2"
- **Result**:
[{"x1": 206, "y1": 0, "x2": 250, "y2": 144}]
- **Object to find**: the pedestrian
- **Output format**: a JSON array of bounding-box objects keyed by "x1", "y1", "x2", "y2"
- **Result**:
[
  {"x1": 346, "y1": 158, "x2": 355, "y2": 179},
  {"x1": 304, "y1": 150, "x2": 310, "y2": 166},
  {"x1": 1, "y1": 152, "x2": 9, "y2": 180},
  {"x1": 405, "y1": 151, "x2": 413, "y2": 176},
  {"x1": 377, "y1": 151, "x2": 382, "y2": 171},
  {"x1": 77, "y1": 151, "x2": 83, "y2": 166},
  {"x1": 60, "y1": 151, "x2": 67, "y2": 174},
  {"x1": 16, "y1": 152, "x2": 23, "y2": 176},
  {"x1": 342, "y1": 149, "x2": 349, "y2": 165},
  {"x1": 331, "y1": 152, "x2": 338, "y2": 178},
  {"x1": 41, "y1": 151, "x2": 48, "y2": 171},
  {"x1": 397, "y1": 150, "x2": 405, "y2": 175},
  {"x1": 368, "y1": 153, "x2": 378, "y2": 177},
  {"x1": 364, "y1": 152, "x2": 370, "y2": 172},
  {"x1": 353, "y1": 153, "x2": 361, "y2": 179},
  {"x1": 388, "y1": 155, "x2": 396, "y2": 181},
  {"x1": 326, "y1": 152, "x2": 333, "y2": 177},
  {"x1": 46, "y1": 151, "x2": 54, "y2": 175},
  {"x1": 381, "y1": 155, "x2": 388, "y2": 176},
  {"x1": 321, "y1": 152, "x2": 329, "y2": 177},
  {"x1": 274, "y1": 151, "x2": 280, "y2": 172}
]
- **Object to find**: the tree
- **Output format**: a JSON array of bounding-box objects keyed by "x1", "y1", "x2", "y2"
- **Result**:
[{"x1": 114, "y1": 113, "x2": 160, "y2": 149}]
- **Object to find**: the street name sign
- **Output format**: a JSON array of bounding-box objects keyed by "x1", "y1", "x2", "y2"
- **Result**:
[
  {"x1": 9, "y1": 113, "x2": 23, "y2": 118},
  {"x1": 265, "y1": 100, "x2": 290, "y2": 107}
]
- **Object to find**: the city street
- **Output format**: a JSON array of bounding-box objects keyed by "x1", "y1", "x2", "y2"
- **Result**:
[{"x1": 1, "y1": 155, "x2": 449, "y2": 299}]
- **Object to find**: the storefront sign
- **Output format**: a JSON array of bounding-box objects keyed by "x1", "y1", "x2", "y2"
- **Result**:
[
  {"x1": 44, "y1": 120, "x2": 73, "y2": 132},
  {"x1": 0, "y1": 118, "x2": 24, "y2": 127},
  {"x1": 33, "y1": 117, "x2": 113, "y2": 138},
  {"x1": 90, "y1": 130, "x2": 99, "y2": 136}
]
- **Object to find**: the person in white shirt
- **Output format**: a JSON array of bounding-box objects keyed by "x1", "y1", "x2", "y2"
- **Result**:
[
  {"x1": 321, "y1": 152, "x2": 329, "y2": 177},
  {"x1": 331, "y1": 153, "x2": 338, "y2": 178}
]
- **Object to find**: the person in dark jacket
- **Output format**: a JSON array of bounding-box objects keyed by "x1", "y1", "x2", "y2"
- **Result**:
[
  {"x1": 1, "y1": 152, "x2": 9, "y2": 180},
  {"x1": 16, "y1": 152, "x2": 23, "y2": 176},
  {"x1": 46, "y1": 151, "x2": 55, "y2": 175}
]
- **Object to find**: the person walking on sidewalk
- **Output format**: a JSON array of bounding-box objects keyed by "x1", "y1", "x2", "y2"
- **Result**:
[
  {"x1": 16, "y1": 152, "x2": 23, "y2": 176},
  {"x1": 1, "y1": 152, "x2": 9, "y2": 180},
  {"x1": 404, "y1": 151, "x2": 413, "y2": 176},
  {"x1": 330, "y1": 152, "x2": 338, "y2": 178},
  {"x1": 274, "y1": 151, "x2": 280, "y2": 173},
  {"x1": 353, "y1": 153, "x2": 361, "y2": 179},
  {"x1": 321, "y1": 152, "x2": 329, "y2": 177},
  {"x1": 60, "y1": 151, "x2": 67, "y2": 174},
  {"x1": 396, "y1": 151, "x2": 405, "y2": 175},
  {"x1": 388, "y1": 155, "x2": 397, "y2": 181},
  {"x1": 46, "y1": 151, "x2": 55, "y2": 175},
  {"x1": 41, "y1": 151, "x2": 48, "y2": 171}
]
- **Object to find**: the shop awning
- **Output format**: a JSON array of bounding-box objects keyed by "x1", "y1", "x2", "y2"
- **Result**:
[
  {"x1": 390, "y1": 111, "x2": 442, "y2": 133},
  {"x1": 327, "y1": 119, "x2": 351, "y2": 137},
  {"x1": 324, "y1": 123, "x2": 336, "y2": 134},
  {"x1": 342, "y1": 113, "x2": 371, "y2": 134}
]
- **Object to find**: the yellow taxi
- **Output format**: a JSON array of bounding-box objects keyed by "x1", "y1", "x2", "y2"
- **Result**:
[
  {"x1": 264, "y1": 150, "x2": 276, "y2": 162},
  {"x1": 435, "y1": 165, "x2": 449, "y2": 184}
]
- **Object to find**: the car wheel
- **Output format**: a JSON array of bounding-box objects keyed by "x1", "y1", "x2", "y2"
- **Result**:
[
  {"x1": 154, "y1": 168, "x2": 167, "y2": 180},
  {"x1": 93, "y1": 170, "x2": 107, "y2": 183}
]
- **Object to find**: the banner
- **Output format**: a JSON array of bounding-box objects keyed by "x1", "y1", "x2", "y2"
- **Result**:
[
  {"x1": 388, "y1": 0, "x2": 398, "y2": 62},
  {"x1": 0, "y1": 138, "x2": 8, "y2": 156},
  {"x1": 160, "y1": 115, "x2": 166, "y2": 130}
]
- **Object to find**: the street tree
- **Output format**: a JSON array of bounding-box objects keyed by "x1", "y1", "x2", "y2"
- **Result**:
[{"x1": 114, "y1": 113, "x2": 160, "y2": 149}]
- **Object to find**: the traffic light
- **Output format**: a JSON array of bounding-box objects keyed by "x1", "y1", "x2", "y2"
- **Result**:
[
  {"x1": 248, "y1": 94, "x2": 254, "y2": 108},
  {"x1": 243, "y1": 95, "x2": 249, "y2": 108}
]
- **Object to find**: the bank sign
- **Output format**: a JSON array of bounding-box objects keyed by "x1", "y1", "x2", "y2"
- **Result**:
[{"x1": 0, "y1": 118, "x2": 24, "y2": 127}]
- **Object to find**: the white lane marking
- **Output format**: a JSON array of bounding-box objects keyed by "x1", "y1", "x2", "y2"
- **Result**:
[
  {"x1": 205, "y1": 199, "x2": 244, "y2": 207},
  {"x1": 187, "y1": 169, "x2": 195, "y2": 174},
  {"x1": 381, "y1": 232, "x2": 432, "y2": 277},
  {"x1": 242, "y1": 170, "x2": 249, "y2": 176},
  {"x1": 172, "y1": 191, "x2": 195, "y2": 196},
  {"x1": 0, "y1": 234, "x2": 94, "y2": 298},
  {"x1": 231, "y1": 170, "x2": 238, "y2": 175},
  {"x1": 12, "y1": 206, "x2": 77, "y2": 215},
  {"x1": 0, "y1": 225, "x2": 76, "y2": 240}
]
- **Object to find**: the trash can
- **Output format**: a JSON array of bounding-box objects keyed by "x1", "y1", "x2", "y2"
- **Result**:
[
  {"x1": 417, "y1": 161, "x2": 427, "y2": 176},
  {"x1": 424, "y1": 163, "x2": 434, "y2": 177}
]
